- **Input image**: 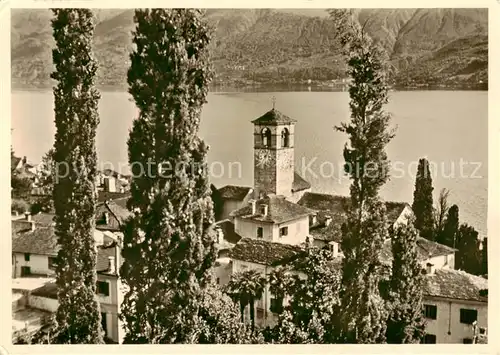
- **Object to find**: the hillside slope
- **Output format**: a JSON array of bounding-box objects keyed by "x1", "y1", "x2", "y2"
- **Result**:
[{"x1": 11, "y1": 8, "x2": 488, "y2": 90}]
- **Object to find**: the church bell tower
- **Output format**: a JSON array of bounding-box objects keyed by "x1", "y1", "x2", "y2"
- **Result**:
[{"x1": 252, "y1": 102, "x2": 296, "y2": 199}]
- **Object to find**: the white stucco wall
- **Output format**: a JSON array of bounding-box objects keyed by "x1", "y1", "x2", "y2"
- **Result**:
[
  {"x1": 423, "y1": 253, "x2": 455, "y2": 270},
  {"x1": 234, "y1": 218, "x2": 274, "y2": 241},
  {"x1": 28, "y1": 295, "x2": 58, "y2": 313},
  {"x1": 234, "y1": 216, "x2": 309, "y2": 245},
  {"x1": 423, "y1": 296, "x2": 487, "y2": 343},
  {"x1": 273, "y1": 216, "x2": 309, "y2": 245},
  {"x1": 12, "y1": 253, "x2": 55, "y2": 278}
]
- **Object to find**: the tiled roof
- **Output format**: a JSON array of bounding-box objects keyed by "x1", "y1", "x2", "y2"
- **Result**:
[
  {"x1": 299, "y1": 192, "x2": 411, "y2": 243},
  {"x1": 97, "y1": 191, "x2": 130, "y2": 204},
  {"x1": 229, "y1": 238, "x2": 305, "y2": 266},
  {"x1": 95, "y1": 200, "x2": 132, "y2": 231},
  {"x1": 31, "y1": 282, "x2": 58, "y2": 300},
  {"x1": 217, "y1": 185, "x2": 252, "y2": 201},
  {"x1": 12, "y1": 225, "x2": 58, "y2": 256},
  {"x1": 292, "y1": 172, "x2": 311, "y2": 192},
  {"x1": 96, "y1": 242, "x2": 122, "y2": 275},
  {"x1": 380, "y1": 237, "x2": 456, "y2": 265},
  {"x1": 416, "y1": 237, "x2": 456, "y2": 259},
  {"x1": 215, "y1": 219, "x2": 242, "y2": 245},
  {"x1": 423, "y1": 268, "x2": 488, "y2": 302},
  {"x1": 11, "y1": 155, "x2": 21, "y2": 171},
  {"x1": 230, "y1": 195, "x2": 314, "y2": 224},
  {"x1": 251, "y1": 108, "x2": 297, "y2": 125},
  {"x1": 298, "y1": 192, "x2": 409, "y2": 225}
]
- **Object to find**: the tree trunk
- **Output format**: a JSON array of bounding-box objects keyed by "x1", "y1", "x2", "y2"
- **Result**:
[
  {"x1": 240, "y1": 301, "x2": 246, "y2": 323},
  {"x1": 250, "y1": 299, "x2": 255, "y2": 332}
]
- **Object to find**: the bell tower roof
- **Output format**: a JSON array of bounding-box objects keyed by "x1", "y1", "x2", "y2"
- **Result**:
[{"x1": 251, "y1": 108, "x2": 297, "y2": 126}]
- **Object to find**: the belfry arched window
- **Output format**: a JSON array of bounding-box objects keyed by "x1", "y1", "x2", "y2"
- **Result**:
[
  {"x1": 261, "y1": 127, "x2": 271, "y2": 147},
  {"x1": 281, "y1": 128, "x2": 289, "y2": 148}
]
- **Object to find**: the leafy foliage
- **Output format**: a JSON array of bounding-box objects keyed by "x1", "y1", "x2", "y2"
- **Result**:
[
  {"x1": 412, "y1": 158, "x2": 434, "y2": 240},
  {"x1": 386, "y1": 219, "x2": 425, "y2": 343},
  {"x1": 438, "y1": 204, "x2": 459, "y2": 248},
  {"x1": 330, "y1": 9, "x2": 394, "y2": 344},
  {"x1": 225, "y1": 269, "x2": 266, "y2": 332},
  {"x1": 271, "y1": 247, "x2": 341, "y2": 343},
  {"x1": 455, "y1": 224, "x2": 482, "y2": 275},
  {"x1": 120, "y1": 9, "x2": 250, "y2": 343},
  {"x1": 50, "y1": 8, "x2": 104, "y2": 344}
]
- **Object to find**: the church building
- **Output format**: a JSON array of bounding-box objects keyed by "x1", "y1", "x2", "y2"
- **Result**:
[{"x1": 211, "y1": 106, "x2": 484, "y2": 341}]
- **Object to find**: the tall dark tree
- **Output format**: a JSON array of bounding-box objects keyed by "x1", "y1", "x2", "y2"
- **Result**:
[
  {"x1": 412, "y1": 158, "x2": 434, "y2": 240},
  {"x1": 386, "y1": 219, "x2": 425, "y2": 343},
  {"x1": 50, "y1": 9, "x2": 104, "y2": 343},
  {"x1": 120, "y1": 9, "x2": 247, "y2": 343},
  {"x1": 481, "y1": 237, "x2": 488, "y2": 276},
  {"x1": 330, "y1": 9, "x2": 395, "y2": 343},
  {"x1": 455, "y1": 224, "x2": 481, "y2": 275},
  {"x1": 439, "y1": 204, "x2": 459, "y2": 248}
]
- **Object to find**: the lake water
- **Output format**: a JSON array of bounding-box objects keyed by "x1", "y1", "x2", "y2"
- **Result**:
[{"x1": 11, "y1": 90, "x2": 488, "y2": 238}]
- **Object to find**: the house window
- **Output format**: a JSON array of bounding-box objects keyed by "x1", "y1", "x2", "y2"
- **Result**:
[
  {"x1": 97, "y1": 281, "x2": 110, "y2": 296},
  {"x1": 270, "y1": 298, "x2": 283, "y2": 314},
  {"x1": 216, "y1": 277, "x2": 220, "y2": 285},
  {"x1": 280, "y1": 227, "x2": 288, "y2": 237},
  {"x1": 24, "y1": 253, "x2": 30, "y2": 261},
  {"x1": 463, "y1": 338, "x2": 473, "y2": 344},
  {"x1": 479, "y1": 327, "x2": 487, "y2": 335},
  {"x1": 261, "y1": 128, "x2": 271, "y2": 147},
  {"x1": 423, "y1": 334, "x2": 436, "y2": 344},
  {"x1": 281, "y1": 128, "x2": 289, "y2": 148},
  {"x1": 48, "y1": 257, "x2": 57, "y2": 270},
  {"x1": 424, "y1": 304, "x2": 437, "y2": 320},
  {"x1": 20, "y1": 266, "x2": 31, "y2": 277},
  {"x1": 257, "y1": 227, "x2": 263, "y2": 239},
  {"x1": 460, "y1": 308, "x2": 478, "y2": 324}
]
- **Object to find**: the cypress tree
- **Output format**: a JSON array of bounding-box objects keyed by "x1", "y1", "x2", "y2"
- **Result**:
[
  {"x1": 439, "y1": 204, "x2": 459, "y2": 248},
  {"x1": 386, "y1": 219, "x2": 425, "y2": 343},
  {"x1": 120, "y1": 9, "x2": 246, "y2": 343},
  {"x1": 50, "y1": 9, "x2": 103, "y2": 343},
  {"x1": 455, "y1": 224, "x2": 481, "y2": 274},
  {"x1": 412, "y1": 158, "x2": 434, "y2": 240},
  {"x1": 481, "y1": 237, "x2": 488, "y2": 276},
  {"x1": 330, "y1": 9, "x2": 395, "y2": 344}
]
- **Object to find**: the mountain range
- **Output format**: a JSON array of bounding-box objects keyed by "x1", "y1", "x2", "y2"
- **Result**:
[{"x1": 11, "y1": 8, "x2": 488, "y2": 90}]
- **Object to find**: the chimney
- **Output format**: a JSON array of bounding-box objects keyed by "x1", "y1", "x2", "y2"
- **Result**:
[
  {"x1": 249, "y1": 200, "x2": 257, "y2": 215},
  {"x1": 115, "y1": 242, "x2": 120, "y2": 275},
  {"x1": 324, "y1": 215, "x2": 332, "y2": 227},
  {"x1": 215, "y1": 226, "x2": 224, "y2": 243},
  {"x1": 104, "y1": 212, "x2": 110, "y2": 225},
  {"x1": 330, "y1": 241, "x2": 339, "y2": 257},
  {"x1": 24, "y1": 212, "x2": 31, "y2": 222},
  {"x1": 426, "y1": 262, "x2": 435, "y2": 275},
  {"x1": 261, "y1": 204, "x2": 268, "y2": 216},
  {"x1": 30, "y1": 221, "x2": 36, "y2": 232},
  {"x1": 108, "y1": 256, "x2": 116, "y2": 274}
]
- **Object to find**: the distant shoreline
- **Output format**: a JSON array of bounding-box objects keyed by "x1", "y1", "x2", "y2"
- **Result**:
[{"x1": 11, "y1": 82, "x2": 488, "y2": 93}]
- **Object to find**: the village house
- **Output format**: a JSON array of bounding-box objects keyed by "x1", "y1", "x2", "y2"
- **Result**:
[
  {"x1": 11, "y1": 211, "x2": 128, "y2": 343},
  {"x1": 213, "y1": 107, "x2": 487, "y2": 343},
  {"x1": 421, "y1": 266, "x2": 488, "y2": 344}
]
